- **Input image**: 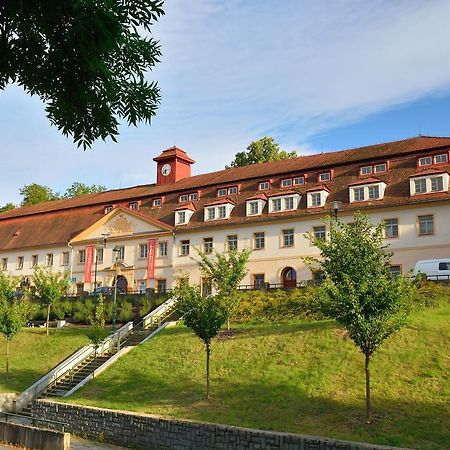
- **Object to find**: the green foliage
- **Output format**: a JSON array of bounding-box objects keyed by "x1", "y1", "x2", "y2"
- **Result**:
[
  {"x1": 233, "y1": 288, "x2": 324, "y2": 323},
  {"x1": 19, "y1": 183, "x2": 59, "y2": 206},
  {"x1": 0, "y1": 202, "x2": 15, "y2": 213},
  {"x1": 86, "y1": 296, "x2": 109, "y2": 352},
  {"x1": 307, "y1": 212, "x2": 414, "y2": 420},
  {"x1": 226, "y1": 136, "x2": 297, "y2": 168},
  {"x1": 32, "y1": 267, "x2": 70, "y2": 334},
  {"x1": 63, "y1": 182, "x2": 106, "y2": 198},
  {"x1": 0, "y1": 1, "x2": 164, "y2": 148},
  {"x1": 73, "y1": 299, "x2": 95, "y2": 323},
  {"x1": 118, "y1": 301, "x2": 134, "y2": 323}
]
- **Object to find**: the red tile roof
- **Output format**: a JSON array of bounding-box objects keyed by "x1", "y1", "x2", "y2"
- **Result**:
[
  {"x1": 409, "y1": 168, "x2": 449, "y2": 177},
  {"x1": 306, "y1": 184, "x2": 331, "y2": 192},
  {"x1": 348, "y1": 177, "x2": 385, "y2": 186},
  {"x1": 204, "y1": 198, "x2": 237, "y2": 207}
]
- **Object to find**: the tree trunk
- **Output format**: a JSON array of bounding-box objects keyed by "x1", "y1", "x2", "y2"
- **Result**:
[
  {"x1": 6, "y1": 340, "x2": 9, "y2": 379},
  {"x1": 46, "y1": 304, "x2": 51, "y2": 336},
  {"x1": 205, "y1": 341, "x2": 211, "y2": 400},
  {"x1": 365, "y1": 352, "x2": 371, "y2": 422},
  {"x1": 227, "y1": 318, "x2": 230, "y2": 332}
]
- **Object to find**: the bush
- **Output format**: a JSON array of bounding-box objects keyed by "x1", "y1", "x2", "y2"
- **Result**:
[
  {"x1": 232, "y1": 287, "x2": 325, "y2": 323},
  {"x1": 118, "y1": 301, "x2": 133, "y2": 323},
  {"x1": 413, "y1": 282, "x2": 450, "y2": 308},
  {"x1": 73, "y1": 299, "x2": 95, "y2": 323}
]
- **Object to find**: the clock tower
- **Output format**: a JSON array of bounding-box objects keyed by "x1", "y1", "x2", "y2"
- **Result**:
[{"x1": 153, "y1": 146, "x2": 195, "y2": 186}]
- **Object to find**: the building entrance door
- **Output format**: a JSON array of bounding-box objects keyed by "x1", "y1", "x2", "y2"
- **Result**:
[{"x1": 281, "y1": 267, "x2": 297, "y2": 288}]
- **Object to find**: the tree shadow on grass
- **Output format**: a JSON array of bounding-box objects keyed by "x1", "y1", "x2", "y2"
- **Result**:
[
  {"x1": 71, "y1": 367, "x2": 449, "y2": 450},
  {"x1": 0, "y1": 368, "x2": 48, "y2": 394}
]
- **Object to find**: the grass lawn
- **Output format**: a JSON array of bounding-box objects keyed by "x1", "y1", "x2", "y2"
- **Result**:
[
  {"x1": 69, "y1": 304, "x2": 450, "y2": 450},
  {"x1": 0, "y1": 327, "x2": 90, "y2": 393}
]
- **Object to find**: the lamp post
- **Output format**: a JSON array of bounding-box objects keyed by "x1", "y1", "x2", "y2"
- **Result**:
[
  {"x1": 112, "y1": 245, "x2": 121, "y2": 331},
  {"x1": 331, "y1": 200, "x2": 342, "y2": 219}
]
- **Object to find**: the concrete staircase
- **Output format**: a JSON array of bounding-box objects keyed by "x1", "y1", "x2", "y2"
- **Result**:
[{"x1": 16, "y1": 296, "x2": 178, "y2": 415}]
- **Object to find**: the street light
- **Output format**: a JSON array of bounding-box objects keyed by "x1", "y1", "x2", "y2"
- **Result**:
[
  {"x1": 331, "y1": 200, "x2": 342, "y2": 219},
  {"x1": 112, "y1": 245, "x2": 121, "y2": 331}
]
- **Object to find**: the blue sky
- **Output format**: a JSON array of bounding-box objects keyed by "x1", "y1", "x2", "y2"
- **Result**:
[{"x1": 2, "y1": 0, "x2": 450, "y2": 205}]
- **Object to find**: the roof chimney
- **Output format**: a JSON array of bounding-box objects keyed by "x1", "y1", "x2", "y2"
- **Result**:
[{"x1": 153, "y1": 146, "x2": 195, "y2": 186}]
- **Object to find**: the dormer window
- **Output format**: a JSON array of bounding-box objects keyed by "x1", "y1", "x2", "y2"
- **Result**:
[
  {"x1": 228, "y1": 186, "x2": 238, "y2": 195},
  {"x1": 217, "y1": 186, "x2": 238, "y2": 197},
  {"x1": 249, "y1": 201, "x2": 259, "y2": 215},
  {"x1": 259, "y1": 181, "x2": 270, "y2": 191},
  {"x1": 104, "y1": 205, "x2": 113, "y2": 214},
  {"x1": 129, "y1": 202, "x2": 139, "y2": 210},
  {"x1": 318, "y1": 171, "x2": 331, "y2": 182},
  {"x1": 217, "y1": 188, "x2": 227, "y2": 197},
  {"x1": 374, "y1": 163, "x2": 387, "y2": 173},
  {"x1": 306, "y1": 187, "x2": 330, "y2": 208},
  {"x1": 418, "y1": 156, "x2": 432, "y2": 166},
  {"x1": 178, "y1": 211, "x2": 186, "y2": 223},
  {"x1": 189, "y1": 192, "x2": 198, "y2": 201},
  {"x1": 349, "y1": 179, "x2": 387, "y2": 202},
  {"x1": 418, "y1": 154, "x2": 448, "y2": 167},
  {"x1": 435, "y1": 153, "x2": 448, "y2": 164},
  {"x1": 293, "y1": 176, "x2": 305, "y2": 185},
  {"x1": 175, "y1": 205, "x2": 195, "y2": 225},
  {"x1": 268, "y1": 193, "x2": 301, "y2": 213},
  {"x1": 204, "y1": 200, "x2": 235, "y2": 221},
  {"x1": 153, "y1": 198, "x2": 162, "y2": 207},
  {"x1": 179, "y1": 194, "x2": 189, "y2": 202},
  {"x1": 410, "y1": 171, "x2": 449, "y2": 195},
  {"x1": 360, "y1": 163, "x2": 387, "y2": 176},
  {"x1": 281, "y1": 178, "x2": 293, "y2": 187},
  {"x1": 246, "y1": 196, "x2": 267, "y2": 216},
  {"x1": 179, "y1": 192, "x2": 198, "y2": 203},
  {"x1": 361, "y1": 166, "x2": 372, "y2": 175}
]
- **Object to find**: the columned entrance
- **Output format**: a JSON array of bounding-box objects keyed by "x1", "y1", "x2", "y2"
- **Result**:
[{"x1": 281, "y1": 267, "x2": 297, "y2": 288}]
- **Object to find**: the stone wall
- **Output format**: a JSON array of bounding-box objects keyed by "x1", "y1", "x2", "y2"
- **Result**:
[
  {"x1": 32, "y1": 400, "x2": 409, "y2": 450},
  {"x1": 0, "y1": 394, "x2": 16, "y2": 412}
]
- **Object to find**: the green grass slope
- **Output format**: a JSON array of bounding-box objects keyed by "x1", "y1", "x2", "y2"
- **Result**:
[
  {"x1": 0, "y1": 328, "x2": 89, "y2": 393},
  {"x1": 69, "y1": 304, "x2": 450, "y2": 450}
]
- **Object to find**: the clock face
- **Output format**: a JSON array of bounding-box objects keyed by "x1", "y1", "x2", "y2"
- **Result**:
[{"x1": 161, "y1": 164, "x2": 172, "y2": 176}]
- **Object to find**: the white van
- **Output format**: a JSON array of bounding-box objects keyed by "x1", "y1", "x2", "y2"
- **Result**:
[{"x1": 413, "y1": 259, "x2": 450, "y2": 280}]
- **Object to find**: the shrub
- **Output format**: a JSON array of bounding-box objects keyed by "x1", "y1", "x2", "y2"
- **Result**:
[
  {"x1": 118, "y1": 301, "x2": 133, "y2": 323},
  {"x1": 73, "y1": 299, "x2": 94, "y2": 323},
  {"x1": 413, "y1": 282, "x2": 450, "y2": 308}
]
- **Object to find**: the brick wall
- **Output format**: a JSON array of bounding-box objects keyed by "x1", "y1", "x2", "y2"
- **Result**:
[{"x1": 32, "y1": 400, "x2": 409, "y2": 450}]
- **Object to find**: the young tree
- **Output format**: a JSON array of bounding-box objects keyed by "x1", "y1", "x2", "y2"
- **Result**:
[
  {"x1": 1, "y1": 1, "x2": 164, "y2": 149},
  {"x1": 0, "y1": 273, "x2": 31, "y2": 377},
  {"x1": 0, "y1": 202, "x2": 15, "y2": 213},
  {"x1": 226, "y1": 137, "x2": 297, "y2": 168},
  {"x1": 32, "y1": 267, "x2": 70, "y2": 335},
  {"x1": 20, "y1": 183, "x2": 59, "y2": 206},
  {"x1": 194, "y1": 248, "x2": 250, "y2": 330},
  {"x1": 63, "y1": 182, "x2": 107, "y2": 198},
  {"x1": 174, "y1": 278, "x2": 228, "y2": 400},
  {"x1": 86, "y1": 295, "x2": 109, "y2": 356},
  {"x1": 307, "y1": 212, "x2": 413, "y2": 421}
]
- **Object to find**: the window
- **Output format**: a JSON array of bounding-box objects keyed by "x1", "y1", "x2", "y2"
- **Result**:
[
  {"x1": 217, "y1": 188, "x2": 227, "y2": 197},
  {"x1": 414, "y1": 179, "x2": 427, "y2": 194},
  {"x1": 253, "y1": 274, "x2": 265, "y2": 289},
  {"x1": 104, "y1": 205, "x2": 113, "y2": 214},
  {"x1": 431, "y1": 176, "x2": 444, "y2": 192},
  {"x1": 218, "y1": 205, "x2": 227, "y2": 218},
  {"x1": 228, "y1": 186, "x2": 238, "y2": 195},
  {"x1": 159, "y1": 242, "x2": 168, "y2": 257},
  {"x1": 114, "y1": 246, "x2": 125, "y2": 260},
  {"x1": 227, "y1": 235, "x2": 238, "y2": 251},
  {"x1": 281, "y1": 178, "x2": 292, "y2": 187},
  {"x1": 311, "y1": 192, "x2": 322, "y2": 206},
  {"x1": 284, "y1": 197, "x2": 294, "y2": 210},
  {"x1": 368, "y1": 185, "x2": 380, "y2": 199},
  {"x1": 249, "y1": 201, "x2": 259, "y2": 215},
  {"x1": 254, "y1": 232, "x2": 265, "y2": 250},
  {"x1": 354, "y1": 187, "x2": 364, "y2": 201},
  {"x1": 418, "y1": 156, "x2": 432, "y2": 166},
  {"x1": 360, "y1": 166, "x2": 373, "y2": 175},
  {"x1": 180, "y1": 240, "x2": 190, "y2": 256},
  {"x1": 282, "y1": 229, "x2": 294, "y2": 247},
  {"x1": 272, "y1": 198, "x2": 282, "y2": 212},
  {"x1": 435, "y1": 153, "x2": 448, "y2": 164},
  {"x1": 96, "y1": 248, "x2": 104, "y2": 263},
  {"x1": 293, "y1": 176, "x2": 305, "y2": 185},
  {"x1": 139, "y1": 281, "x2": 146, "y2": 294},
  {"x1": 259, "y1": 181, "x2": 270, "y2": 190},
  {"x1": 418, "y1": 215, "x2": 434, "y2": 235},
  {"x1": 203, "y1": 237, "x2": 213, "y2": 254},
  {"x1": 374, "y1": 163, "x2": 387, "y2": 173},
  {"x1": 201, "y1": 278, "x2": 212, "y2": 297},
  {"x1": 139, "y1": 244, "x2": 148, "y2": 258},
  {"x1": 179, "y1": 194, "x2": 189, "y2": 202},
  {"x1": 382, "y1": 218, "x2": 398, "y2": 238},
  {"x1": 153, "y1": 198, "x2": 162, "y2": 207},
  {"x1": 46, "y1": 253, "x2": 53, "y2": 267},
  {"x1": 313, "y1": 225, "x2": 326, "y2": 240},
  {"x1": 438, "y1": 262, "x2": 450, "y2": 270},
  {"x1": 177, "y1": 211, "x2": 186, "y2": 224},
  {"x1": 31, "y1": 255, "x2": 39, "y2": 268},
  {"x1": 208, "y1": 208, "x2": 216, "y2": 221},
  {"x1": 189, "y1": 193, "x2": 198, "y2": 201},
  {"x1": 17, "y1": 256, "x2": 24, "y2": 270},
  {"x1": 319, "y1": 172, "x2": 331, "y2": 182},
  {"x1": 1, "y1": 258, "x2": 7, "y2": 271},
  {"x1": 129, "y1": 202, "x2": 139, "y2": 210},
  {"x1": 390, "y1": 266, "x2": 401, "y2": 278},
  {"x1": 157, "y1": 279, "x2": 167, "y2": 293},
  {"x1": 78, "y1": 250, "x2": 86, "y2": 264},
  {"x1": 61, "y1": 252, "x2": 69, "y2": 266}
]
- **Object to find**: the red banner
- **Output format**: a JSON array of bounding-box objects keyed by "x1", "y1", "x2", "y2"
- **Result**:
[
  {"x1": 147, "y1": 239, "x2": 156, "y2": 279},
  {"x1": 84, "y1": 245, "x2": 94, "y2": 283}
]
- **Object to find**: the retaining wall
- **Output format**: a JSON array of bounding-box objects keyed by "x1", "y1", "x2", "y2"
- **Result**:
[
  {"x1": 32, "y1": 400, "x2": 409, "y2": 450},
  {"x1": 0, "y1": 420, "x2": 69, "y2": 450}
]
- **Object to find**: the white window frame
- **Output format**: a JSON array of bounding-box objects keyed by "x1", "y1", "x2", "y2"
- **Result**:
[
  {"x1": 245, "y1": 199, "x2": 266, "y2": 216},
  {"x1": 307, "y1": 190, "x2": 329, "y2": 208},
  {"x1": 268, "y1": 194, "x2": 300, "y2": 213},
  {"x1": 227, "y1": 235, "x2": 238, "y2": 251},
  {"x1": 259, "y1": 181, "x2": 270, "y2": 191},
  {"x1": 281, "y1": 178, "x2": 292, "y2": 187},
  {"x1": 418, "y1": 156, "x2": 432, "y2": 166},
  {"x1": 374, "y1": 163, "x2": 387, "y2": 173},
  {"x1": 318, "y1": 172, "x2": 331, "y2": 182},
  {"x1": 228, "y1": 186, "x2": 238, "y2": 195},
  {"x1": 204, "y1": 203, "x2": 234, "y2": 221},
  {"x1": 104, "y1": 206, "x2": 113, "y2": 214},
  {"x1": 293, "y1": 176, "x2": 305, "y2": 185},
  {"x1": 179, "y1": 194, "x2": 189, "y2": 202},
  {"x1": 217, "y1": 188, "x2": 227, "y2": 197},
  {"x1": 180, "y1": 240, "x2": 190, "y2": 256},
  {"x1": 139, "y1": 244, "x2": 148, "y2": 258},
  {"x1": 153, "y1": 198, "x2": 162, "y2": 207},
  {"x1": 434, "y1": 153, "x2": 448, "y2": 164},
  {"x1": 410, "y1": 174, "x2": 448, "y2": 196},
  {"x1": 159, "y1": 241, "x2": 168, "y2": 257},
  {"x1": 253, "y1": 232, "x2": 265, "y2": 250},
  {"x1": 349, "y1": 182, "x2": 387, "y2": 203},
  {"x1": 360, "y1": 166, "x2": 373, "y2": 175},
  {"x1": 203, "y1": 237, "x2": 213, "y2": 254},
  {"x1": 61, "y1": 252, "x2": 69, "y2": 266},
  {"x1": 175, "y1": 209, "x2": 194, "y2": 225},
  {"x1": 282, "y1": 229, "x2": 294, "y2": 247},
  {"x1": 129, "y1": 202, "x2": 139, "y2": 210}
]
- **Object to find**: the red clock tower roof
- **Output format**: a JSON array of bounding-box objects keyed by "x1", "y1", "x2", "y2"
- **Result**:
[{"x1": 153, "y1": 146, "x2": 195, "y2": 186}]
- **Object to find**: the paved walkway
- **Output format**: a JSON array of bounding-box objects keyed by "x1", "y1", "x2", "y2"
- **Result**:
[{"x1": 0, "y1": 436, "x2": 126, "y2": 449}]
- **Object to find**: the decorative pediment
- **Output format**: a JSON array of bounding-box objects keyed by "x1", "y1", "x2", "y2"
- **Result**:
[{"x1": 70, "y1": 207, "x2": 172, "y2": 244}]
